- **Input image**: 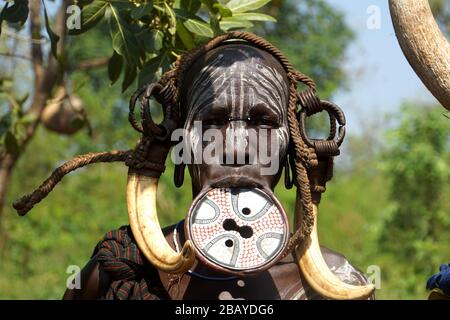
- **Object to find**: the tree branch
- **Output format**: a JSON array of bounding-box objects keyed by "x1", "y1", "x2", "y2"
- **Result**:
[
  {"x1": 75, "y1": 57, "x2": 110, "y2": 70},
  {"x1": 29, "y1": 0, "x2": 44, "y2": 81},
  {"x1": 26, "y1": 0, "x2": 70, "y2": 141}
]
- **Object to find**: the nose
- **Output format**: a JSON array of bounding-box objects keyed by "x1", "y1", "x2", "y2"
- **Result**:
[{"x1": 223, "y1": 120, "x2": 251, "y2": 166}]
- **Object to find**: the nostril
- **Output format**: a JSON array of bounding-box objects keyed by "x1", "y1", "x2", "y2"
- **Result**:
[{"x1": 222, "y1": 131, "x2": 251, "y2": 166}]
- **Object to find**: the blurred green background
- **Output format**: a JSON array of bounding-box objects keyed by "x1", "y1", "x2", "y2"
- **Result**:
[{"x1": 0, "y1": 0, "x2": 449, "y2": 299}]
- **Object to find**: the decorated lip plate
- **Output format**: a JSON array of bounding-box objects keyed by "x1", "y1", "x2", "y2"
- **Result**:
[{"x1": 185, "y1": 187, "x2": 289, "y2": 275}]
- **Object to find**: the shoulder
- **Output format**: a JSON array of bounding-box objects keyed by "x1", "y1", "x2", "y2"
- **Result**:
[
  {"x1": 320, "y1": 246, "x2": 372, "y2": 287},
  {"x1": 63, "y1": 226, "x2": 137, "y2": 300},
  {"x1": 93, "y1": 225, "x2": 147, "y2": 267},
  {"x1": 62, "y1": 252, "x2": 111, "y2": 300},
  {"x1": 290, "y1": 246, "x2": 374, "y2": 300}
]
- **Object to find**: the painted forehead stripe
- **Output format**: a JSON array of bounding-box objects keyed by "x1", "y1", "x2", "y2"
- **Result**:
[
  {"x1": 186, "y1": 55, "x2": 288, "y2": 122},
  {"x1": 188, "y1": 59, "x2": 287, "y2": 116}
]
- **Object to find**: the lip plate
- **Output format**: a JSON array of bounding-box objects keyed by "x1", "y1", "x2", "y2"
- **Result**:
[{"x1": 184, "y1": 186, "x2": 289, "y2": 277}]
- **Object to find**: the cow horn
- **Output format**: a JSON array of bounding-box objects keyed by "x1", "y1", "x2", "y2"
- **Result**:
[
  {"x1": 296, "y1": 198, "x2": 375, "y2": 299},
  {"x1": 127, "y1": 172, "x2": 195, "y2": 273},
  {"x1": 389, "y1": 0, "x2": 450, "y2": 111}
]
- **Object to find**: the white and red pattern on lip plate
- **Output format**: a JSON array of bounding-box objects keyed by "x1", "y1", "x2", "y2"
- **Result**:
[{"x1": 187, "y1": 188, "x2": 289, "y2": 272}]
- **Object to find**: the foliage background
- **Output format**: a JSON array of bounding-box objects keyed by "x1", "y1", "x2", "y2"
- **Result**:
[{"x1": 0, "y1": 0, "x2": 448, "y2": 299}]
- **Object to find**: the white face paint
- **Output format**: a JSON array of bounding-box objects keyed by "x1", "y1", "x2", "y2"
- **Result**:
[{"x1": 182, "y1": 46, "x2": 290, "y2": 176}]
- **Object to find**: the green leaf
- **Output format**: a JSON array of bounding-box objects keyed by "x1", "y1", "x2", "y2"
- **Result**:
[
  {"x1": 18, "y1": 113, "x2": 37, "y2": 125},
  {"x1": 122, "y1": 63, "x2": 137, "y2": 93},
  {"x1": 173, "y1": 8, "x2": 197, "y2": 20},
  {"x1": 219, "y1": 16, "x2": 254, "y2": 31},
  {"x1": 183, "y1": 19, "x2": 214, "y2": 38},
  {"x1": 0, "y1": 2, "x2": 8, "y2": 35},
  {"x1": 201, "y1": 0, "x2": 219, "y2": 13},
  {"x1": 164, "y1": 2, "x2": 177, "y2": 35},
  {"x1": 233, "y1": 12, "x2": 276, "y2": 22},
  {"x1": 152, "y1": 29, "x2": 164, "y2": 51},
  {"x1": 0, "y1": 77, "x2": 13, "y2": 90},
  {"x1": 226, "y1": 0, "x2": 271, "y2": 13},
  {"x1": 209, "y1": 14, "x2": 221, "y2": 36},
  {"x1": 68, "y1": 0, "x2": 108, "y2": 35},
  {"x1": 42, "y1": 0, "x2": 60, "y2": 59},
  {"x1": 138, "y1": 54, "x2": 171, "y2": 87},
  {"x1": 213, "y1": 3, "x2": 232, "y2": 17},
  {"x1": 137, "y1": 28, "x2": 163, "y2": 53},
  {"x1": 180, "y1": 0, "x2": 202, "y2": 14},
  {"x1": 4, "y1": 131, "x2": 19, "y2": 155},
  {"x1": 0, "y1": 0, "x2": 28, "y2": 27},
  {"x1": 108, "y1": 50, "x2": 123, "y2": 85},
  {"x1": 130, "y1": 2, "x2": 153, "y2": 19},
  {"x1": 17, "y1": 92, "x2": 30, "y2": 106},
  {"x1": 107, "y1": 1, "x2": 135, "y2": 11},
  {"x1": 0, "y1": 112, "x2": 12, "y2": 137},
  {"x1": 76, "y1": 0, "x2": 96, "y2": 6},
  {"x1": 176, "y1": 21, "x2": 195, "y2": 50},
  {"x1": 109, "y1": 4, "x2": 139, "y2": 64}
]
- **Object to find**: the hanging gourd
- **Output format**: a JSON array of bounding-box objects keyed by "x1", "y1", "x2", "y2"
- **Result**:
[{"x1": 41, "y1": 86, "x2": 86, "y2": 135}]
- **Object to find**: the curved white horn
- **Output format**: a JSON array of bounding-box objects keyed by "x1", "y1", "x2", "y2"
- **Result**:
[
  {"x1": 296, "y1": 200, "x2": 375, "y2": 300},
  {"x1": 127, "y1": 172, "x2": 195, "y2": 274},
  {"x1": 389, "y1": 0, "x2": 450, "y2": 110}
]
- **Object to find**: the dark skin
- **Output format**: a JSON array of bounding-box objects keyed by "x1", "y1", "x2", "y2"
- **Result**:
[
  {"x1": 181, "y1": 44, "x2": 290, "y2": 196},
  {"x1": 64, "y1": 44, "x2": 370, "y2": 300}
]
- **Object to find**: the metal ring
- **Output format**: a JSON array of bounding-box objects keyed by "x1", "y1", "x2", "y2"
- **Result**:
[
  {"x1": 320, "y1": 100, "x2": 346, "y2": 147},
  {"x1": 298, "y1": 100, "x2": 346, "y2": 155},
  {"x1": 141, "y1": 83, "x2": 164, "y2": 137},
  {"x1": 129, "y1": 82, "x2": 176, "y2": 139},
  {"x1": 129, "y1": 85, "x2": 147, "y2": 133}
]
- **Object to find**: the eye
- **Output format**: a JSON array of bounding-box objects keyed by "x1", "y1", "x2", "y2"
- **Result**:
[
  {"x1": 249, "y1": 115, "x2": 279, "y2": 128},
  {"x1": 248, "y1": 104, "x2": 281, "y2": 128},
  {"x1": 199, "y1": 105, "x2": 229, "y2": 128},
  {"x1": 203, "y1": 118, "x2": 228, "y2": 128}
]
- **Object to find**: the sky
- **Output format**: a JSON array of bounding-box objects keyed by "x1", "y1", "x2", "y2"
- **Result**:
[{"x1": 324, "y1": 0, "x2": 439, "y2": 134}]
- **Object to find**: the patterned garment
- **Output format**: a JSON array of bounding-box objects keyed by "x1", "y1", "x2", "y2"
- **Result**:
[{"x1": 93, "y1": 225, "x2": 169, "y2": 300}]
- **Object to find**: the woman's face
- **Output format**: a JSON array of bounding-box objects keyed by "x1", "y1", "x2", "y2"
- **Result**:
[{"x1": 181, "y1": 44, "x2": 290, "y2": 196}]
